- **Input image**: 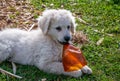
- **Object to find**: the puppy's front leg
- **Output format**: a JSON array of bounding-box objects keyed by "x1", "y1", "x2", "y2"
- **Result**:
[{"x1": 37, "y1": 62, "x2": 82, "y2": 77}]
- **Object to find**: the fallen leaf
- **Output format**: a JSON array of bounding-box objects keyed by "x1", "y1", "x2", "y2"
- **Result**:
[
  {"x1": 41, "y1": 78, "x2": 46, "y2": 81},
  {"x1": 96, "y1": 38, "x2": 104, "y2": 45}
]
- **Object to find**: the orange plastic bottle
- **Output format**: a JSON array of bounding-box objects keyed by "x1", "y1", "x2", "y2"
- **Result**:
[{"x1": 62, "y1": 44, "x2": 87, "y2": 72}]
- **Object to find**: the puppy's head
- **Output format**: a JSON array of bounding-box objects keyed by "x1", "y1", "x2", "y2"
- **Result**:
[{"x1": 38, "y1": 9, "x2": 76, "y2": 45}]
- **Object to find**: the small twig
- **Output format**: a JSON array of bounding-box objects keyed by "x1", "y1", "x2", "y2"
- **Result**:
[
  {"x1": 41, "y1": 78, "x2": 47, "y2": 81},
  {"x1": 28, "y1": 23, "x2": 37, "y2": 32},
  {"x1": 77, "y1": 17, "x2": 88, "y2": 25},
  {"x1": 11, "y1": 62, "x2": 17, "y2": 74},
  {"x1": 0, "y1": 68, "x2": 22, "y2": 79},
  {"x1": 28, "y1": 24, "x2": 35, "y2": 32}
]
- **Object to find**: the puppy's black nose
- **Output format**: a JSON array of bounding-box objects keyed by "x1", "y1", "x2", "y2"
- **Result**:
[{"x1": 64, "y1": 36, "x2": 70, "y2": 42}]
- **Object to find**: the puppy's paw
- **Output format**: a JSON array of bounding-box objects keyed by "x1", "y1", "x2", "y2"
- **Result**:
[
  {"x1": 65, "y1": 70, "x2": 83, "y2": 78},
  {"x1": 73, "y1": 70, "x2": 83, "y2": 77},
  {"x1": 81, "y1": 65, "x2": 92, "y2": 74}
]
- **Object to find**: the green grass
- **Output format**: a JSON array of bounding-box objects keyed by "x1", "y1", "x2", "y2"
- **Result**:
[{"x1": 0, "y1": 0, "x2": 120, "y2": 81}]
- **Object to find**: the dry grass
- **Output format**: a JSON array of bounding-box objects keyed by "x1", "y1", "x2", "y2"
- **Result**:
[{"x1": 0, "y1": 0, "x2": 40, "y2": 30}]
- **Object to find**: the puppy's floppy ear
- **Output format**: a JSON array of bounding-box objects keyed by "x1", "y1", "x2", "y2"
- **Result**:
[
  {"x1": 38, "y1": 16, "x2": 51, "y2": 35},
  {"x1": 71, "y1": 17, "x2": 76, "y2": 34}
]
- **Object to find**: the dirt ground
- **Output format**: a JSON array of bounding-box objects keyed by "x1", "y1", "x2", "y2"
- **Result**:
[{"x1": 0, "y1": 0, "x2": 41, "y2": 30}]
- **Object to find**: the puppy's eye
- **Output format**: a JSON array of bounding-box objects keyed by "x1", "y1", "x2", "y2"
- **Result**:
[
  {"x1": 67, "y1": 25, "x2": 70, "y2": 30},
  {"x1": 56, "y1": 26, "x2": 62, "y2": 31}
]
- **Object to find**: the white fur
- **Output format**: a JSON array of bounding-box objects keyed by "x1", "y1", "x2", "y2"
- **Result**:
[{"x1": 0, "y1": 9, "x2": 92, "y2": 77}]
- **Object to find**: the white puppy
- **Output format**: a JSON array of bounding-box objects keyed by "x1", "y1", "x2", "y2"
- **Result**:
[{"x1": 0, "y1": 9, "x2": 92, "y2": 77}]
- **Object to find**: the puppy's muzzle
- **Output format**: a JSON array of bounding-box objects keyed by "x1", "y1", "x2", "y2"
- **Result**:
[
  {"x1": 64, "y1": 36, "x2": 70, "y2": 42},
  {"x1": 58, "y1": 36, "x2": 71, "y2": 45}
]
